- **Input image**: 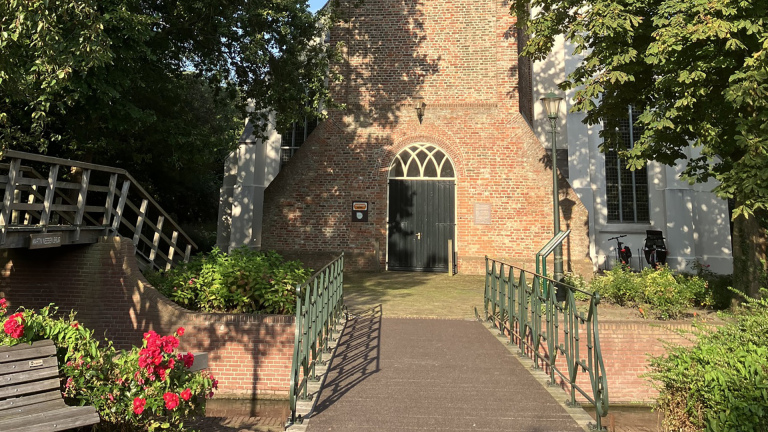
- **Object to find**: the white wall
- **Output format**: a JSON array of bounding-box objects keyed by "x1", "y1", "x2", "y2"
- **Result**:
[
  {"x1": 217, "y1": 114, "x2": 282, "y2": 252},
  {"x1": 531, "y1": 38, "x2": 733, "y2": 274}
]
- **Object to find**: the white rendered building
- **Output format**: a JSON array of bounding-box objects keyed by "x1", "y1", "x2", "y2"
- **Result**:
[{"x1": 530, "y1": 36, "x2": 733, "y2": 274}]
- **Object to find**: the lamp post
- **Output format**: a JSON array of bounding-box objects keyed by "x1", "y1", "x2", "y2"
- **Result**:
[{"x1": 540, "y1": 92, "x2": 564, "y2": 281}]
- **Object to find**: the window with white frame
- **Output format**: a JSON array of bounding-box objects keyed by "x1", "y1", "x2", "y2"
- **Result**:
[
  {"x1": 605, "y1": 106, "x2": 650, "y2": 223},
  {"x1": 279, "y1": 116, "x2": 318, "y2": 168}
]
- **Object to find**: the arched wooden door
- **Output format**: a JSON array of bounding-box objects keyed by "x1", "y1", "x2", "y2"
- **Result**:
[{"x1": 387, "y1": 144, "x2": 456, "y2": 272}]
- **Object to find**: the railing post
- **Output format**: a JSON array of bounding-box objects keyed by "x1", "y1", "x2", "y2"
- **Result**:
[
  {"x1": 0, "y1": 158, "x2": 21, "y2": 244},
  {"x1": 111, "y1": 180, "x2": 131, "y2": 233},
  {"x1": 184, "y1": 244, "x2": 192, "y2": 263},
  {"x1": 73, "y1": 169, "x2": 91, "y2": 241},
  {"x1": 10, "y1": 190, "x2": 20, "y2": 225},
  {"x1": 149, "y1": 215, "x2": 164, "y2": 267},
  {"x1": 40, "y1": 164, "x2": 60, "y2": 232},
  {"x1": 166, "y1": 231, "x2": 179, "y2": 271},
  {"x1": 103, "y1": 173, "x2": 118, "y2": 227},
  {"x1": 132, "y1": 199, "x2": 149, "y2": 246}
]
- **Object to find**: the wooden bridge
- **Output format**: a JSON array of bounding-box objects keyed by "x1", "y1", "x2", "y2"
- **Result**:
[{"x1": 0, "y1": 150, "x2": 196, "y2": 271}]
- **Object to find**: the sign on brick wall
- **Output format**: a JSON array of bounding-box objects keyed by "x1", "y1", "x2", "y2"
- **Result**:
[
  {"x1": 352, "y1": 201, "x2": 368, "y2": 222},
  {"x1": 474, "y1": 203, "x2": 491, "y2": 225}
]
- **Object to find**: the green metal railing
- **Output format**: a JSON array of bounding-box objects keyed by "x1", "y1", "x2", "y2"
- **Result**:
[
  {"x1": 477, "y1": 257, "x2": 609, "y2": 430},
  {"x1": 289, "y1": 253, "x2": 345, "y2": 424}
]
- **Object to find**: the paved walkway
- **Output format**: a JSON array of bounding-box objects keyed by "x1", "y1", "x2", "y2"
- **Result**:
[{"x1": 303, "y1": 307, "x2": 586, "y2": 432}]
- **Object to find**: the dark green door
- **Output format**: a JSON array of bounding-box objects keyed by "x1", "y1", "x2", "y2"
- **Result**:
[{"x1": 388, "y1": 179, "x2": 455, "y2": 272}]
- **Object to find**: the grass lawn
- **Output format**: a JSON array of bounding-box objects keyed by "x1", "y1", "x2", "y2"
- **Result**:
[{"x1": 342, "y1": 271, "x2": 485, "y2": 319}]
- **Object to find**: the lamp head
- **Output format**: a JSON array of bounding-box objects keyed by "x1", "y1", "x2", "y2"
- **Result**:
[{"x1": 540, "y1": 92, "x2": 564, "y2": 120}]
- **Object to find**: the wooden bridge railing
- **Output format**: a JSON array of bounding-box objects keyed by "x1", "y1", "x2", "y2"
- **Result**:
[{"x1": 0, "y1": 149, "x2": 197, "y2": 271}]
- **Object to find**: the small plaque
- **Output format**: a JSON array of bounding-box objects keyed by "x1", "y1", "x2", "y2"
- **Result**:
[
  {"x1": 29, "y1": 359, "x2": 44, "y2": 367},
  {"x1": 352, "y1": 201, "x2": 369, "y2": 222},
  {"x1": 474, "y1": 203, "x2": 491, "y2": 225},
  {"x1": 29, "y1": 233, "x2": 63, "y2": 249}
]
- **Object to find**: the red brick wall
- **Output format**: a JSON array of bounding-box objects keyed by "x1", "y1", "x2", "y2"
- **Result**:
[
  {"x1": 262, "y1": 0, "x2": 592, "y2": 275},
  {"x1": 0, "y1": 237, "x2": 294, "y2": 399},
  {"x1": 521, "y1": 319, "x2": 697, "y2": 404}
]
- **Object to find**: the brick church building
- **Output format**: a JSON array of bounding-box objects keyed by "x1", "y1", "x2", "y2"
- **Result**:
[{"x1": 219, "y1": 0, "x2": 592, "y2": 275}]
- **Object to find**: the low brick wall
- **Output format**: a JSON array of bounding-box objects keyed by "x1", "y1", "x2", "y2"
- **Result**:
[
  {"x1": 524, "y1": 319, "x2": 697, "y2": 404},
  {"x1": 0, "y1": 237, "x2": 294, "y2": 399}
]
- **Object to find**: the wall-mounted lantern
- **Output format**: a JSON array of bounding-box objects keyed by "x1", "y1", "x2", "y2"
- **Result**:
[{"x1": 413, "y1": 91, "x2": 426, "y2": 124}]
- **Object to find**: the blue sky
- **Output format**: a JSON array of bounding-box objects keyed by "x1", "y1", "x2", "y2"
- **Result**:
[{"x1": 309, "y1": 0, "x2": 327, "y2": 12}]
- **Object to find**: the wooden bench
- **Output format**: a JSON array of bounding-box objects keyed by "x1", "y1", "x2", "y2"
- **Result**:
[{"x1": 0, "y1": 340, "x2": 100, "y2": 431}]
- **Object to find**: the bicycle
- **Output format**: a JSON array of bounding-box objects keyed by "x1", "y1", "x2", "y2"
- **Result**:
[{"x1": 607, "y1": 235, "x2": 632, "y2": 269}]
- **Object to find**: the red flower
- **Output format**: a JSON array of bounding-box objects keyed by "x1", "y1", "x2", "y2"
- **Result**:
[
  {"x1": 161, "y1": 335, "x2": 179, "y2": 353},
  {"x1": 3, "y1": 312, "x2": 25, "y2": 338},
  {"x1": 182, "y1": 352, "x2": 194, "y2": 369},
  {"x1": 0, "y1": 298, "x2": 7, "y2": 308},
  {"x1": 176, "y1": 327, "x2": 185, "y2": 336},
  {"x1": 71, "y1": 322, "x2": 79, "y2": 329},
  {"x1": 163, "y1": 392, "x2": 180, "y2": 410},
  {"x1": 133, "y1": 397, "x2": 146, "y2": 415},
  {"x1": 181, "y1": 388, "x2": 192, "y2": 401}
]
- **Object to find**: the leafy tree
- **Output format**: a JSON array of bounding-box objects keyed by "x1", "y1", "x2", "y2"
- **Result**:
[
  {"x1": 513, "y1": 0, "x2": 768, "y2": 296},
  {"x1": 0, "y1": 0, "x2": 334, "y2": 243}
]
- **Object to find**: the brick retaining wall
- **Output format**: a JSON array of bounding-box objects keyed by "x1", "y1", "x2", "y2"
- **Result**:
[
  {"x1": 519, "y1": 319, "x2": 697, "y2": 404},
  {"x1": 0, "y1": 237, "x2": 294, "y2": 399}
]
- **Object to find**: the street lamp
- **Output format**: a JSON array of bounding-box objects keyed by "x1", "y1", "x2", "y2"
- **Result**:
[{"x1": 540, "y1": 91, "x2": 564, "y2": 281}]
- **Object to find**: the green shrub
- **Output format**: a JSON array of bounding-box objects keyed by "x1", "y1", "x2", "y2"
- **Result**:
[
  {"x1": 146, "y1": 247, "x2": 313, "y2": 314},
  {"x1": 590, "y1": 266, "x2": 641, "y2": 306},
  {"x1": 0, "y1": 301, "x2": 216, "y2": 432},
  {"x1": 639, "y1": 267, "x2": 693, "y2": 319},
  {"x1": 562, "y1": 272, "x2": 592, "y2": 301},
  {"x1": 649, "y1": 300, "x2": 768, "y2": 431}
]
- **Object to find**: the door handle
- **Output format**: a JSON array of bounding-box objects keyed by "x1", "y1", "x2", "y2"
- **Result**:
[{"x1": 416, "y1": 232, "x2": 422, "y2": 240}]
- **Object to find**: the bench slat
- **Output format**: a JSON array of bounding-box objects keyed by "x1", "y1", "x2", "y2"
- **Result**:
[
  {"x1": 0, "y1": 341, "x2": 56, "y2": 364},
  {"x1": 0, "y1": 399, "x2": 65, "y2": 421},
  {"x1": 0, "y1": 405, "x2": 99, "y2": 432},
  {"x1": 0, "y1": 356, "x2": 58, "y2": 377},
  {"x1": 0, "y1": 377, "x2": 60, "y2": 400},
  {"x1": 0, "y1": 340, "x2": 100, "y2": 430},
  {"x1": 0, "y1": 390, "x2": 61, "y2": 412}
]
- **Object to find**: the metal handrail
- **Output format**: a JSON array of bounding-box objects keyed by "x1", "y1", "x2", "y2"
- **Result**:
[
  {"x1": 477, "y1": 257, "x2": 609, "y2": 430},
  {"x1": 289, "y1": 253, "x2": 345, "y2": 424},
  {"x1": 0, "y1": 150, "x2": 196, "y2": 270}
]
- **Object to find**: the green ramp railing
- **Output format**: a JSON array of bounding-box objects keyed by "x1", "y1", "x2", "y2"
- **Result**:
[
  {"x1": 289, "y1": 253, "x2": 345, "y2": 424},
  {"x1": 476, "y1": 257, "x2": 609, "y2": 430}
]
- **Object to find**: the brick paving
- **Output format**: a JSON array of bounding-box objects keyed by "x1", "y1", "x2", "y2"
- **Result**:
[{"x1": 302, "y1": 308, "x2": 587, "y2": 432}]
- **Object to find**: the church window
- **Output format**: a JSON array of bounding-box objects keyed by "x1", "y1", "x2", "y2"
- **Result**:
[
  {"x1": 279, "y1": 116, "x2": 318, "y2": 168},
  {"x1": 605, "y1": 107, "x2": 650, "y2": 223}
]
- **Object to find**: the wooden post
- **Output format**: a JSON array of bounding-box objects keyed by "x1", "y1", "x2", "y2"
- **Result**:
[
  {"x1": 40, "y1": 164, "x2": 59, "y2": 232},
  {"x1": 73, "y1": 169, "x2": 91, "y2": 241},
  {"x1": 103, "y1": 173, "x2": 118, "y2": 227},
  {"x1": 10, "y1": 190, "x2": 20, "y2": 224},
  {"x1": 166, "y1": 230, "x2": 179, "y2": 271},
  {"x1": 0, "y1": 158, "x2": 21, "y2": 244},
  {"x1": 23, "y1": 186, "x2": 37, "y2": 225},
  {"x1": 184, "y1": 244, "x2": 192, "y2": 263},
  {"x1": 133, "y1": 199, "x2": 148, "y2": 246},
  {"x1": 149, "y1": 215, "x2": 164, "y2": 266},
  {"x1": 111, "y1": 180, "x2": 131, "y2": 233},
  {"x1": 448, "y1": 239, "x2": 454, "y2": 276}
]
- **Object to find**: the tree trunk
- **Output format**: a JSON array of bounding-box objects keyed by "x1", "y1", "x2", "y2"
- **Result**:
[{"x1": 731, "y1": 211, "x2": 767, "y2": 299}]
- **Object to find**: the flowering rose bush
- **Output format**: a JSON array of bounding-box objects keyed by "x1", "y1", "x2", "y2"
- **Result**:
[{"x1": 0, "y1": 301, "x2": 216, "y2": 431}]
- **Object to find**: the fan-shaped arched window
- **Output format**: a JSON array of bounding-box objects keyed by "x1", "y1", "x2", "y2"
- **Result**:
[{"x1": 389, "y1": 144, "x2": 455, "y2": 179}]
